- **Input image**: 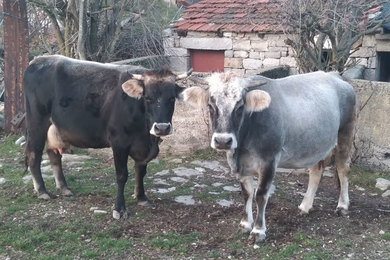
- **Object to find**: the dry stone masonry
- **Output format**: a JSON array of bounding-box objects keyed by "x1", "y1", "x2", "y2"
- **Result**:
[{"x1": 163, "y1": 29, "x2": 297, "y2": 75}]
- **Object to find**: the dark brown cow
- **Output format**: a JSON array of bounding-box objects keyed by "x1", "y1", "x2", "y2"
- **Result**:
[{"x1": 23, "y1": 55, "x2": 191, "y2": 219}]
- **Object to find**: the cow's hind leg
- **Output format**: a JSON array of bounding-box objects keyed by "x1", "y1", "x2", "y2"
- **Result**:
[
  {"x1": 249, "y1": 161, "x2": 276, "y2": 247},
  {"x1": 26, "y1": 122, "x2": 51, "y2": 199},
  {"x1": 133, "y1": 162, "x2": 150, "y2": 206},
  {"x1": 334, "y1": 106, "x2": 355, "y2": 215},
  {"x1": 112, "y1": 147, "x2": 129, "y2": 220},
  {"x1": 238, "y1": 175, "x2": 254, "y2": 233},
  {"x1": 47, "y1": 149, "x2": 73, "y2": 196},
  {"x1": 298, "y1": 162, "x2": 325, "y2": 214}
]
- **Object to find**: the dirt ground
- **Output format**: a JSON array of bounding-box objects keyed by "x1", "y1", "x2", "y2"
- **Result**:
[
  {"x1": 1, "y1": 135, "x2": 389, "y2": 259},
  {"x1": 73, "y1": 150, "x2": 390, "y2": 259}
]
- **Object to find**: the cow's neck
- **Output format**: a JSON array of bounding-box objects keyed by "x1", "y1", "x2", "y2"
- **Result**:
[{"x1": 142, "y1": 135, "x2": 161, "y2": 164}]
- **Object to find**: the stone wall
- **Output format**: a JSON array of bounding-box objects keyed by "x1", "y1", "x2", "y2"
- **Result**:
[
  {"x1": 349, "y1": 35, "x2": 377, "y2": 80},
  {"x1": 351, "y1": 80, "x2": 390, "y2": 171},
  {"x1": 163, "y1": 29, "x2": 297, "y2": 75}
]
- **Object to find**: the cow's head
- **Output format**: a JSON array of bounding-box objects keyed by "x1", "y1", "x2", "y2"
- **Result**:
[
  {"x1": 182, "y1": 72, "x2": 270, "y2": 150},
  {"x1": 122, "y1": 68, "x2": 191, "y2": 136}
]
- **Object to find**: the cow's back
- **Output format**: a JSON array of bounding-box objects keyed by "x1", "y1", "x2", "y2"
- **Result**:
[
  {"x1": 254, "y1": 71, "x2": 356, "y2": 168},
  {"x1": 23, "y1": 55, "x2": 139, "y2": 148}
]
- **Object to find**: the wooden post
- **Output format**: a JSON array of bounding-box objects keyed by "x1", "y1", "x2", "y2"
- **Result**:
[{"x1": 3, "y1": 0, "x2": 29, "y2": 133}]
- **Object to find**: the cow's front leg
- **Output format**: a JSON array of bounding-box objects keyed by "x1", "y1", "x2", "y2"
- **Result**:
[
  {"x1": 298, "y1": 163, "x2": 324, "y2": 214},
  {"x1": 133, "y1": 162, "x2": 150, "y2": 206},
  {"x1": 47, "y1": 149, "x2": 73, "y2": 196},
  {"x1": 112, "y1": 147, "x2": 129, "y2": 220},
  {"x1": 249, "y1": 161, "x2": 275, "y2": 247},
  {"x1": 238, "y1": 175, "x2": 254, "y2": 233}
]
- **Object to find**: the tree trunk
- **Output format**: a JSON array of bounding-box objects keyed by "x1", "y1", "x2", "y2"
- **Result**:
[{"x1": 2, "y1": 0, "x2": 29, "y2": 133}]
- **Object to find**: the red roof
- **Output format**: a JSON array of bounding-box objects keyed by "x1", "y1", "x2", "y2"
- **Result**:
[{"x1": 174, "y1": 0, "x2": 284, "y2": 33}]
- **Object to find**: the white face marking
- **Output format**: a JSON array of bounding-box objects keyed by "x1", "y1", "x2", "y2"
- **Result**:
[
  {"x1": 149, "y1": 122, "x2": 173, "y2": 136},
  {"x1": 207, "y1": 73, "x2": 245, "y2": 133},
  {"x1": 211, "y1": 132, "x2": 237, "y2": 150}
]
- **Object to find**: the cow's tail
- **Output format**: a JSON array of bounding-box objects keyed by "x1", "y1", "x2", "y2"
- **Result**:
[{"x1": 23, "y1": 130, "x2": 29, "y2": 174}]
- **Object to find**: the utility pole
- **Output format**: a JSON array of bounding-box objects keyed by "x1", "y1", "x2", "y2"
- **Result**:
[{"x1": 3, "y1": 0, "x2": 29, "y2": 133}]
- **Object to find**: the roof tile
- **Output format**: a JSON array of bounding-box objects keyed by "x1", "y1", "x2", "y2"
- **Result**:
[{"x1": 174, "y1": 0, "x2": 284, "y2": 33}]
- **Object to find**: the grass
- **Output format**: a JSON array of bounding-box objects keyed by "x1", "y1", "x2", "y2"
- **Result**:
[
  {"x1": 349, "y1": 165, "x2": 390, "y2": 192},
  {"x1": 149, "y1": 232, "x2": 200, "y2": 253},
  {"x1": 1, "y1": 132, "x2": 389, "y2": 259}
]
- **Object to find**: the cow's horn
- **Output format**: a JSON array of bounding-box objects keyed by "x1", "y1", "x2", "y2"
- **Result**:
[
  {"x1": 176, "y1": 68, "x2": 193, "y2": 80},
  {"x1": 132, "y1": 74, "x2": 143, "y2": 80}
]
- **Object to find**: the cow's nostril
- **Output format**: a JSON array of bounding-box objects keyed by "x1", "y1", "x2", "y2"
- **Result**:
[
  {"x1": 214, "y1": 136, "x2": 233, "y2": 149},
  {"x1": 226, "y1": 137, "x2": 233, "y2": 146}
]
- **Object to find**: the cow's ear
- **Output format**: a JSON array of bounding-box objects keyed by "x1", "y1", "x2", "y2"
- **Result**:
[
  {"x1": 180, "y1": 87, "x2": 208, "y2": 108},
  {"x1": 122, "y1": 79, "x2": 143, "y2": 99},
  {"x1": 245, "y1": 90, "x2": 271, "y2": 112}
]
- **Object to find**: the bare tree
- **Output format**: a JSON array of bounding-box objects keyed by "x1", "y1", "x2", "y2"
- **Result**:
[
  {"x1": 280, "y1": 0, "x2": 390, "y2": 72},
  {"x1": 26, "y1": 0, "x2": 178, "y2": 62}
]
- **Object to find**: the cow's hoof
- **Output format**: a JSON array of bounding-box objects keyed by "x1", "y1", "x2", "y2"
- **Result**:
[
  {"x1": 335, "y1": 207, "x2": 348, "y2": 216},
  {"x1": 60, "y1": 188, "x2": 73, "y2": 196},
  {"x1": 298, "y1": 204, "x2": 310, "y2": 215},
  {"x1": 298, "y1": 209, "x2": 310, "y2": 216},
  {"x1": 239, "y1": 220, "x2": 252, "y2": 233},
  {"x1": 38, "y1": 193, "x2": 51, "y2": 200},
  {"x1": 248, "y1": 232, "x2": 266, "y2": 247},
  {"x1": 112, "y1": 210, "x2": 128, "y2": 220}
]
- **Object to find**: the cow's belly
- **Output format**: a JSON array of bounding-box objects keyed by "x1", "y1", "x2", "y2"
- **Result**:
[
  {"x1": 278, "y1": 138, "x2": 337, "y2": 169},
  {"x1": 51, "y1": 117, "x2": 109, "y2": 148}
]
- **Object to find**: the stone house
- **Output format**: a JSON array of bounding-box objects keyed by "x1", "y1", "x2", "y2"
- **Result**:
[
  {"x1": 348, "y1": 33, "x2": 390, "y2": 82},
  {"x1": 163, "y1": 0, "x2": 297, "y2": 76},
  {"x1": 164, "y1": 0, "x2": 390, "y2": 82}
]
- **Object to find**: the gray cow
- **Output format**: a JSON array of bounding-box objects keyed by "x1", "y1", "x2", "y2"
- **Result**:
[{"x1": 182, "y1": 71, "x2": 356, "y2": 247}]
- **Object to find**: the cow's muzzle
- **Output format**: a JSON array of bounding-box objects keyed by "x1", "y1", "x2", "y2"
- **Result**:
[
  {"x1": 211, "y1": 133, "x2": 237, "y2": 150},
  {"x1": 150, "y1": 122, "x2": 172, "y2": 136}
]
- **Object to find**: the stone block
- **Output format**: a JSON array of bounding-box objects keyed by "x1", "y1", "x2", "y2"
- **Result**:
[
  {"x1": 174, "y1": 38, "x2": 180, "y2": 47},
  {"x1": 245, "y1": 69, "x2": 262, "y2": 76},
  {"x1": 228, "y1": 68, "x2": 245, "y2": 76},
  {"x1": 264, "y1": 51, "x2": 281, "y2": 59},
  {"x1": 269, "y1": 46, "x2": 288, "y2": 52},
  {"x1": 234, "y1": 51, "x2": 249, "y2": 58},
  {"x1": 223, "y1": 32, "x2": 232, "y2": 37},
  {"x1": 368, "y1": 57, "x2": 377, "y2": 69},
  {"x1": 233, "y1": 39, "x2": 251, "y2": 50},
  {"x1": 363, "y1": 68, "x2": 376, "y2": 81},
  {"x1": 225, "y1": 57, "x2": 243, "y2": 69},
  {"x1": 263, "y1": 58, "x2": 280, "y2": 67},
  {"x1": 165, "y1": 47, "x2": 189, "y2": 57},
  {"x1": 356, "y1": 58, "x2": 368, "y2": 67},
  {"x1": 280, "y1": 57, "x2": 297, "y2": 67},
  {"x1": 225, "y1": 50, "x2": 234, "y2": 58},
  {"x1": 251, "y1": 40, "x2": 268, "y2": 51},
  {"x1": 163, "y1": 38, "x2": 174, "y2": 48},
  {"x1": 168, "y1": 56, "x2": 190, "y2": 73},
  {"x1": 180, "y1": 37, "x2": 232, "y2": 50},
  {"x1": 162, "y1": 28, "x2": 172, "y2": 37},
  {"x1": 249, "y1": 51, "x2": 264, "y2": 59},
  {"x1": 243, "y1": 58, "x2": 262, "y2": 69},
  {"x1": 377, "y1": 41, "x2": 390, "y2": 52},
  {"x1": 362, "y1": 35, "x2": 376, "y2": 47},
  {"x1": 350, "y1": 47, "x2": 375, "y2": 58}
]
